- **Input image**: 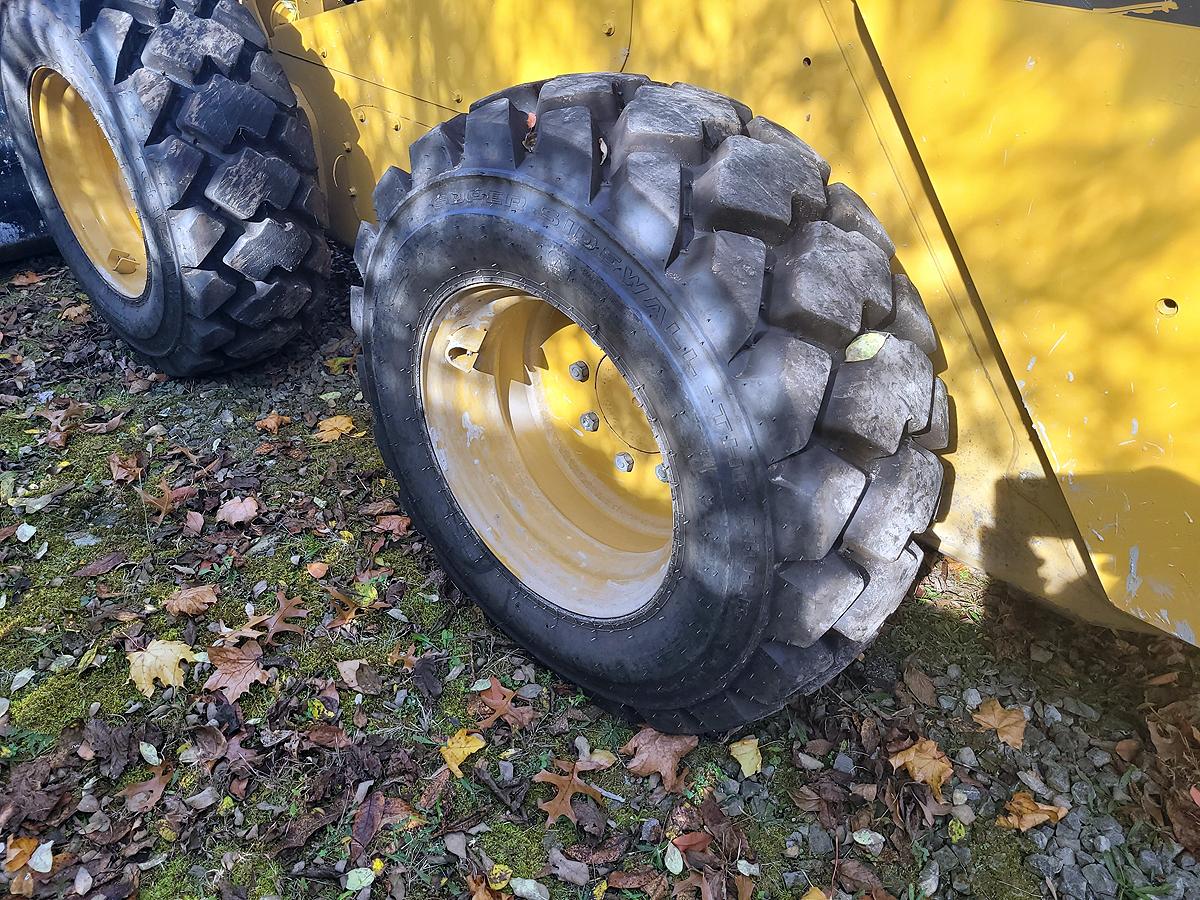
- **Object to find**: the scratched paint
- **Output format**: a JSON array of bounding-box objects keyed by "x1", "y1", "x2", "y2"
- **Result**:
[{"x1": 1126, "y1": 545, "x2": 1142, "y2": 599}]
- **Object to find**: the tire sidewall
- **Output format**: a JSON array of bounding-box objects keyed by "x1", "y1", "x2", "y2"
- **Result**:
[
  {"x1": 0, "y1": 1, "x2": 183, "y2": 355},
  {"x1": 363, "y1": 171, "x2": 776, "y2": 709}
]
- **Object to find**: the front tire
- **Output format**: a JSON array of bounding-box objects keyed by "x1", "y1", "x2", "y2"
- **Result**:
[
  {"x1": 355, "y1": 74, "x2": 950, "y2": 733},
  {"x1": 0, "y1": 0, "x2": 330, "y2": 376}
]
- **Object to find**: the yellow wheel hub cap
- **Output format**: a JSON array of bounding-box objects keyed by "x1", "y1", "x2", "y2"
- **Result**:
[
  {"x1": 422, "y1": 285, "x2": 673, "y2": 617},
  {"x1": 30, "y1": 68, "x2": 147, "y2": 298}
]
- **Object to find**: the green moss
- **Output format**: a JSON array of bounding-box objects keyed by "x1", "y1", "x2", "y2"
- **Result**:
[
  {"x1": 482, "y1": 825, "x2": 549, "y2": 883},
  {"x1": 140, "y1": 856, "x2": 205, "y2": 900},
  {"x1": 9, "y1": 653, "x2": 141, "y2": 734},
  {"x1": 967, "y1": 823, "x2": 1041, "y2": 900}
]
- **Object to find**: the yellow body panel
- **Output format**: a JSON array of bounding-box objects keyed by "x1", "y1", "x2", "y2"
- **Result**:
[{"x1": 252, "y1": 0, "x2": 1200, "y2": 642}]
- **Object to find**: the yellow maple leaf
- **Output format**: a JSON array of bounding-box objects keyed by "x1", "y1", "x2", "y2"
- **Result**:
[
  {"x1": 127, "y1": 640, "x2": 196, "y2": 697},
  {"x1": 729, "y1": 736, "x2": 762, "y2": 777},
  {"x1": 888, "y1": 738, "x2": 953, "y2": 802},
  {"x1": 440, "y1": 729, "x2": 486, "y2": 778},
  {"x1": 997, "y1": 791, "x2": 1069, "y2": 831},
  {"x1": 972, "y1": 698, "x2": 1027, "y2": 750},
  {"x1": 315, "y1": 415, "x2": 355, "y2": 443}
]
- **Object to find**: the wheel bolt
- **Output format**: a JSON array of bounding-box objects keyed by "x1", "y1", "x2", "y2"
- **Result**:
[
  {"x1": 569, "y1": 360, "x2": 590, "y2": 382},
  {"x1": 579, "y1": 411, "x2": 599, "y2": 432},
  {"x1": 615, "y1": 452, "x2": 634, "y2": 473},
  {"x1": 655, "y1": 464, "x2": 668, "y2": 483}
]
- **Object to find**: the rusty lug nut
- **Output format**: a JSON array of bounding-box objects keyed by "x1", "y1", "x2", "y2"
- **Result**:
[
  {"x1": 569, "y1": 360, "x2": 590, "y2": 382},
  {"x1": 655, "y1": 464, "x2": 669, "y2": 483},
  {"x1": 615, "y1": 452, "x2": 635, "y2": 473},
  {"x1": 579, "y1": 411, "x2": 600, "y2": 432}
]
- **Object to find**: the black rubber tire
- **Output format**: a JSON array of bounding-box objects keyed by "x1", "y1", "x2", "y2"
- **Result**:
[
  {"x1": 0, "y1": 0, "x2": 329, "y2": 376},
  {"x1": 355, "y1": 74, "x2": 951, "y2": 733}
]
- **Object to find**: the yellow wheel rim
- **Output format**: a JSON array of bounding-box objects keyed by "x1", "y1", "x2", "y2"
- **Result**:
[
  {"x1": 30, "y1": 68, "x2": 147, "y2": 298},
  {"x1": 422, "y1": 285, "x2": 674, "y2": 617}
]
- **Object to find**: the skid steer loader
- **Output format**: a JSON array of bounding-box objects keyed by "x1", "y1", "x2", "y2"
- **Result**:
[{"x1": 0, "y1": 0, "x2": 1194, "y2": 732}]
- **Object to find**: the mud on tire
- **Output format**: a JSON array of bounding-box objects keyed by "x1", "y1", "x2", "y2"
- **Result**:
[
  {"x1": 355, "y1": 74, "x2": 951, "y2": 733},
  {"x1": 0, "y1": 0, "x2": 329, "y2": 376}
]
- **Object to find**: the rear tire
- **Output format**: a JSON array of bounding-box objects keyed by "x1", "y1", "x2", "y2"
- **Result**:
[
  {"x1": 355, "y1": 74, "x2": 950, "y2": 733},
  {"x1": 0, "y1": 0, "x2": 329, "y2": 376}
]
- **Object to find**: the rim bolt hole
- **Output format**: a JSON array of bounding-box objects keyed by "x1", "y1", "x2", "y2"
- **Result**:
[
  {"x1": 579, "y1": 411, "x2": 600, "y2": 432},
  {"x1": 655, "y1": 464, "x2": 669, "y2": 483},
  {"x1": 615, "y1": 452, "x2": 635, "y2": 473},
  {"x1": 569, "y1": 360, "x2": 590, "y2": 382}
]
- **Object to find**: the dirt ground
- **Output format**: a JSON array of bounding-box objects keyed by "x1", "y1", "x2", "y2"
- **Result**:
[{"x1": 0, "y1": 254, "x2": 1198, "y2": 900}]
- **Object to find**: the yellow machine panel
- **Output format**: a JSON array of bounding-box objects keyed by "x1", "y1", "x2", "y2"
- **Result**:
[{"x1": 256, "y1": 0, "x2": 1200, "y2": 642}]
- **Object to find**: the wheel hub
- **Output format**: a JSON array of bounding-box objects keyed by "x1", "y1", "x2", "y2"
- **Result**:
[{"x1": 421, "y1": 284, "x2": 673, "y2": 618}]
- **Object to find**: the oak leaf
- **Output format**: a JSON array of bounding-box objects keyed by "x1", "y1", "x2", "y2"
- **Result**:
[
  {"x1": 204, "y1": 641, "x2": 269, "y2": 702},
  {"x1": 997, "y1": 791, "x2": 1069, "y2": 831},
  {"x1": 440, "y1": 729, "x2": 486, "y2": 778},
  {"x1": 216, "y1": 495, "x2": 258, "y2": 525},
  {"x1": 9, "y1": 270, "x2": 50, "y2": 286},
  {"x1": 620, "y1": 726, "x2": 698, "y2": 794},
  {"x1": 108, "y1": 452, "x2": 144, "y2": 483},
  {"x1": 118, "y1": 763, "x2": 173, "y2": 813},
  {"x1": 888, "y1": 738, "x2": 953, "y2": 802},
  {"x1": 476, "y1": 677, "x2": 537, "y2": 731},
  {"x1": 255, "y1": 411, "x2": 292, "y2": 434},
  {"x1": 218, "y1": 591, "x2": 308, "y2": 645},
  {"x1": 136, "y1": 477, "x2": 197, "y2": 524},
  {"x1": 127, "y1": 639, "x2": 196, "y2": 697},
  {"x1": 972, "y1": 698, "x2": 1027, "y2": 750},
  {"x1": 373, "y1": 514, "x2": 412, "y2": 539},
  {"x1": 165, "y1": 584, "x2": 219, "y2": 616},
  {"x1": 533, "y1": 759, "x2": 605, "y2": 827},
  {"x1": 315, "y1": 415, "x2": 355, "y2": 442}
]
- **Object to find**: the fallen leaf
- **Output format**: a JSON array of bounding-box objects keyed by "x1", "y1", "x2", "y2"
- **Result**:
[
  {"x1": 476, "y1": 677, "x2": 537, "y2": 731},
  {"x1": 729, "y1": 736, "x2": 762, "y2": 777},
  {"x1": 315, "y1": 415, "x2": 355, "y2": 442},
  {"x1": 219, "y1": 591, "x2": 308, "y2": 645},
  {"x1": 216, "y1": 495, "x2": 258, "y2": 525},
  {"x1": 800, "y1": 889, "x2": 829, "y2": 900},
  {"x1": 165, "y1": 584, "x2": 219, "y2": 616},
  {"x1": 997, "y1": 791, "x2": 1069, "y2": 831},
  {"x1": 107, "y1": 452, "x2": 144, "y2": 483},
  {"x1": 373, "y1": 514, "x2": 412, "y2": 539},
  {"x1": 903, "y1": 662, "x2": 938, "y2": 708},
  {"x1": 1147, "y1": 672, "x2": 1180, "y2": 686},
  {"x1": 72, "y1": 551, "x2": 127, "y2": 577},
  {"x1": 60, "y1": 303, "x2": 92, "y2": 322},
  {"x1": 4, "y1": 837, "x2": 37, "y2": 873},
  {"x1": 255, "y1": 411, "x2": 292, "y2": 434},
  {"x1": 889, "y1": 738, "x2": 953, "y2": 803},
  {"x1": 204, "y1": 641, "x2": 269, "y2": 702},
  {"x1": 533, "y1": 759, "x2": 606, "y2": 827},
  {"x1": 117, "y1": 763, "x2": 173, "y2": 813},
  {"x1": 1115, "y1": 738, "x2": 1142, "y2": 763},
  {"x1": 336, "y1": 659, "x2": 383, "y2": 694},
  {"x1": 972, "y1": 698, "x2": 1027, "y2": 750},
  {"x1": 620, "y1": 726, "x2": 698, "y2": 793},
  {"x1": 9, "y1": 271, "x2": 49, "y2": 286},
  {"x1": 127, "y1": 639, "x2": 196, "y2": 697},
  {"x1": 545, "y1": 846, "x2": 588, "y2": 886},
  {"x1": 135, "y1": 477, "x2": 197, "y2": 524},
  {"x1": 306, "y1": 561, "x2": 329, "y2": 578},
  {"x1": 345, "y1": 868, "x2": 375, "y2": 891},
  {"x1": 440, "y1": 729, "x2": 486, "y2": 778},
  {"x1": 183, "y1": 510, "x2": 204, "y2": 536}
]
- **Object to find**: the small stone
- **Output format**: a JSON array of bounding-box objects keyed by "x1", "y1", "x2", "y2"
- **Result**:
[
  {"x1": 1058, "y1": 865, "x2": 1089, "y2": 899},
  {"x1": 781, "y1": 873, "x2": 805, "y2": 888},
  {"x1": 722, "y1": 798, "x2": 745, "y2": 817},
  {"x1": 951, "y1": 805, "x2": 976, "y2": 826},
  {"x1": 1018, "y1": 770, "x2": 1052, "y2": 798},
  {"x1": 963, "y1": 688, "x2": 983, "y2": 710},
  {"x1": 934, "y1": 846, "x2": 960, "y2": 874},
  {"x1": 1082, "y1": 862, "x2": 1117, "y2": 896},
  {"x1": 808, "y1": 826, "x2": 834, "y2": 858},
  {"x1": 951, "y1": 874, "x2": 971, "y2": 894},
  {"x1": 640, "y1": 819, "x2": 660, "y2": 843},
  {"x1": 1138, "y1": 849, "x2": 1164, "y2": 878},
  {"x1": 1030, "y1": 645, "x2": 1054, "y2": 663},
  {"x1": 1043, "y1": 704, "x2": 1063, "y2": 725},
  {"x1": 1087, "y1": 748, "x2": 1113, "y2": 768},
  {"x1": 1062, "y1": 696, "x2": 1100, "y2": 721},
  {"x1": 1071, "y1": 780, "x2": 1096, "y2": 806},
  {"x1": 795, "y1": 752, "x2": 824, "y2": 771},
  {"x1": 952, "y1": 789, "x2": 968, "y2": 806},
  {"x1": 1046, "y1": 766, "x2": 1072, "y2": 794},
  {"x1": 955, "y1": 747, "x2": 978, "y2": 768},
  {"x1": 1029, "y1": 828, "x2": 1050, "y2": 851},
  {"x1": 946, "y1": 664, "x2": 962, "y2": 679},
  {"x1": 1028, "y1": 853, "x2": 1062, "y2": 878},
  {"x1": 917, "y1": 861, "x2": 940, "y2": 897},
  {"x1": 832, "y1": 752, "x2": 855, "y2": 775}
]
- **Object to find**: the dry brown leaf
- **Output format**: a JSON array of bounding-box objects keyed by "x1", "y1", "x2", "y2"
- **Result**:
[
  {"x1": 620, "y1": 726, "x2": 698, "y2": 794},
  {"x1": 315, "y1": 415, "x2": 355, "y2": 442},
  {"x1": 107, "y1": 452, "x2": 144, "y2": 483},
  {"x1": 476, "y1": 677, "x2": 537, "y2": 731},
  {"x1": 60, "y1": 303, "x2": 92, "y2": 323},
  {"x1": 972, "y1": 698, "x2": 1027, "y2": 750},
  {"x1": 117, "y1": 763, "x2": 173, "y2": 813},
  {"x1": 216, "y1": 495, "x2": 259, "y2": 525},
  {"x1": 902, "y1": 663, "x2": 938, "y2": 707},
  {"x1": 219, "y1": 591, "x2": 308, "y2": 645},
  {"x1": 204, "y1": 641, "x2": 269, "y2": 702},
  {"x1": 127, "y1": 639, "x2": 196, "y2": 697},
  {"x1": 307, "y1": 561, "x2": 329, "y2": 579},
  {"x1": 135, "y1": 477, "x2": 197, "y2": 524},
  {"x1": 165, "y1": 584, "x2": 219, "y2": 616},
  {"x1": 533, "y1": 759, "x2": 605, "y2": 827},
  {"x1": 373, "y1": 514, "x2": 412, "y2": 539},
  {"x1": 1115, "y1": 738, "x2": 1142, "y2": 762},
  {"x1": 72, "y1": 551, "x2": 127, "y2": 577},
  {"x1": 888, "y1": 738, "x2": 953, "y2": 802},
  {"x1": 9, "y1": 271, "x2": 50, "y2": 286},
  {"x1": 997, "y1": 791, "x2": 1069, "y2": 831},
  {"x1": 255, "y1": 411, "x2": 292, "y2": 434},
  {"x1": 184, "y1": 510, "x2": 204, "y2": 536}
]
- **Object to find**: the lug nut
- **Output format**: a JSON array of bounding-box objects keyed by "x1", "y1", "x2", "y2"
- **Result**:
[
  {"x1": 655, "y1": 464, "x2": 669, "y2": 483},
  {"x1": 579, "y1": 411, "x2": 599, "y2": 432},
  {"x1": 568, "y1": 360, "x2": 590, "y2": 382},
  {"x1": 615, "y1": 452, "x2": 634, "y2": 473}
]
